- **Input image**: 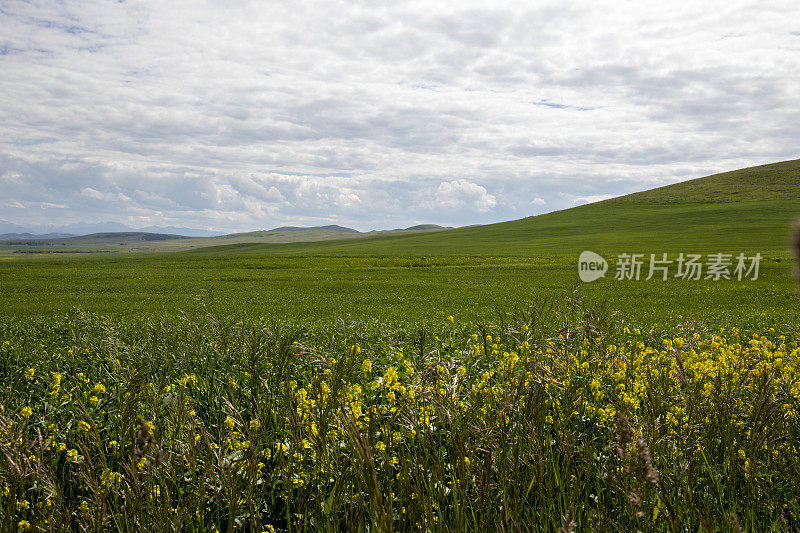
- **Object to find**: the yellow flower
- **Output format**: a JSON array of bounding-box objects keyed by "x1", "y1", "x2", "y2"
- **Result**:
[
  {"x1": 383, "y1": 366, "x2": 398, "y2": 387},
  {"x1": 78, "y1": 420, "x2": 91, "y2": 432},
  {"x1": 25, "y1": 368, "x2": 35, "y2": 380},
  {"x1": 361, "y1": 359, "x2": 372, "y2": 374},
  {"x1": 446, "y1": 315, "x2": 454, "y2": 323},
  {"x1": 20, "y1": 406, "x2": 32, "y2": 419},
  {"x1": 101, "y1": 468, "x2": 123, "y2": 488},
  {"x1": 17, "y1": 520, "x2": 31, "y2": 532}
]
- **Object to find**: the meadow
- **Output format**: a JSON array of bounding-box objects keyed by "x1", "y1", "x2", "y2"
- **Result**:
[{"x1": 2, "y1": 160, "x2": 800, "y2": 531}]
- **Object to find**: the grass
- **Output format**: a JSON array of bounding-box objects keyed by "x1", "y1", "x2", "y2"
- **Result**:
[
  {"x1": 603, "y1": 158, "x2": 800, "y2": 204},
  {"x1": 1, "y1": 298, "x2": 799, "y2": 531},
  {"x1": 2, "y1": 159, "x2": 800, "y2": 530},
  {"x1": 0, "y1": 227, "x2": 449, "y2": 255},
  {"x1": 2, "y1": 195, "x2": 799, "y2": 325},
  {"x1": 0, "y1": 252, "x2": 797, "y2": 328}
]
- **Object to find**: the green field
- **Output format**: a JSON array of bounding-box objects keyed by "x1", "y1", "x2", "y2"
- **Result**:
[
  {"x1": 2, "y1": 160, "x2": 800, "y2": 531},
  {"x1": 0, "y1": 225, "x2": 450, "y2": 255},
  {"x1": 2, "y1": 159, "x2": 800, "y2": 326}
]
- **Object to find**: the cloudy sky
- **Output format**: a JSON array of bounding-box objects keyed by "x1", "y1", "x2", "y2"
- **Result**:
[{"x1": 1, "y1": 0, "x2": 799, "y2": 233}]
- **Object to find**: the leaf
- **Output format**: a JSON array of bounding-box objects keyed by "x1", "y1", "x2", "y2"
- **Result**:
[{"x1": 653, "y1": 494, "x2": 661, "y2": 520}]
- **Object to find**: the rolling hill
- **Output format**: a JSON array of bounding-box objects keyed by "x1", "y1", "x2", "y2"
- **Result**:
[
  {"x1": 0, "y1": 232, "x2": 76, "y2": 240},
  {"x1": 2, "y1": 232, "x2": 190, "y2": 246},
  {"x1": 184, "y1": 158, "x2": 800, "y2": 259},
  {"x1": 603, "y1": 159, "x2": 800, "y2": 203},
  {"x1": 0, "y1": 223, "x2": 452, "y2": 253},
  {"x1": 3, "y1": 159, "x2": 799, "y2": 323},
  {"x1": 2, "y1": 159, "x2": 798, "y2": 258}
]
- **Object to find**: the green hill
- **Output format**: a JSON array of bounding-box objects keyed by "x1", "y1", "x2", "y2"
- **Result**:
[
  {"x1": 604, "y1": 159, "x2": 800, "y2": 204},
  {"x1": 1, "y1": 232, "x2": 189, "y2": 247},
  {"x1": 3, "y1": 159, "x2": 800, "y2": 322},
  {"x1": 0, "y1": 224, "x2": 454, "y2": 254},
  {"x1": 185, "y1": 159, "x2": 800, "y2": 259}
]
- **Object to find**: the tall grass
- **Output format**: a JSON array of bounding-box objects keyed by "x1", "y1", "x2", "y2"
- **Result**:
[{"x1": 1, "y1": 294, "x2": 799, "y2": 531}]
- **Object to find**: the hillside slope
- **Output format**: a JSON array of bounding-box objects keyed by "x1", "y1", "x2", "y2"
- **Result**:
[
  {"x1": 185, "y1": 159, "x2": 800, "y2": 259},
  {"x1": 0, "y1": 224, "x2": 453, "y2": 254},
  {"x1": 604, "y1": 159, "x2": 800, "y2": 204}
]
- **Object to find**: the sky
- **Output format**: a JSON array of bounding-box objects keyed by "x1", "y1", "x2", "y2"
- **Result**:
[{"x1": 1, "y1": 0, "x2": 799, "y2": 233}]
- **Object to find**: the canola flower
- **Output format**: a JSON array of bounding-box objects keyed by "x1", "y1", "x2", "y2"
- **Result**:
[{"x1": 1, "y1": 311, "x2": 799, "y2": 531}]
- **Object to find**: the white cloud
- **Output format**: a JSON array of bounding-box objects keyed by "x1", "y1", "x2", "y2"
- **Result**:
[
  {"x1": 433, "y1": 180, "x2": 497, "y2": 212},
  {"x1": 81, "y1": 187, "x2": 130, "y2": 203},
  {"x1": 0, "y1": 0, "x2": 798, "y2": 232},
  {"x1": 572, "y1": 194, "x2": 614, "y2": 205}
]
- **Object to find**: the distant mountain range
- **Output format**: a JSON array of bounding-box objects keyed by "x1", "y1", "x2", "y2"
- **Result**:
[
  {"x1": 0, "y1": 221, "x2": 451, "y2": 241},
  {"x1": 0, "y1": 232, "x2": 192, "y2": 246},
  {"x1": 265, "y1": 225, "x2": 360, "y2": 233},
  {"x1": 231, "y1": 224, "x2": 451, "y2": 237},
  {"x1": 256, "y1": 224, "x2": 451, "y2": 234},
  {"x1": 0, "y1": 220, "x2": 221, "y2": 238},
  {"x1": 0, "y1": 232, "x2": 76, "y2": 240}
]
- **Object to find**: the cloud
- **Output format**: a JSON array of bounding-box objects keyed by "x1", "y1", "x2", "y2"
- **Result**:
[
  {"x1": 81, "y1": 187, "x2": 131, "y2": 203},
  {"x1": 572, "y1": 194, "x2": 614, "y2": 206},
  {"x1": 433, "y1": 180, "x2": 497, "y2": 212},
  {"x1": 0, "y1": 0, "x2": 798, "y2": 232}
]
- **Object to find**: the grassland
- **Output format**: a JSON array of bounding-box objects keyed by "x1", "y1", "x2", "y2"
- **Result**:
[
  {"x1": 2, "y1": 180, "x2": 800, "y2": 325},
  {"x1": 2, "y1": 159, "x2": 800, "y2": 531},
  {"x1": 0, "y1": 226, "x2": 450, "y2": 255},
  {"x1": 603, "y1": 159, "x2": 800, "y2": 204}
]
